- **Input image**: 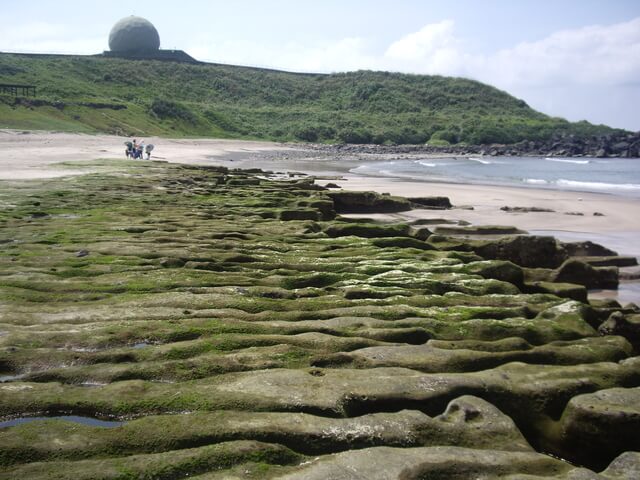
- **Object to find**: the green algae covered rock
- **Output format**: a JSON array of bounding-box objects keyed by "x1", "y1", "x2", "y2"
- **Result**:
[
  {"x1": 554, "y1": 259, "x2": 619, "y2": 289},
  {"x1": 327, "y1": 191, "x2": 412, "y2": 213},
  {"x1": 0, "y1": 160, "x2": 638, "y2": 478},
  {"x1": 324, "y1": 222, "x2": 411, "y2": 238},
  {"x1": 473, "y1": 235, "x2": 567, "y2": 268},
  {"x1": 526, "y1": 280, "x2": 588, "y2": 302},
  {"x1": 555, "y1": 387, "x2": 640, "y2": 470}
]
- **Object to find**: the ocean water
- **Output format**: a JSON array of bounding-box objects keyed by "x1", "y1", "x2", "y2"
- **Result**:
[{"x1": 350, "y1": 156, "x2": 640, "y2": 198}]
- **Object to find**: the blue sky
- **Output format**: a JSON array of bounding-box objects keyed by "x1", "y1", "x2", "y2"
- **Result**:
[{"x1": 1, "y1": 0, "x2": 639, "y2": 130}]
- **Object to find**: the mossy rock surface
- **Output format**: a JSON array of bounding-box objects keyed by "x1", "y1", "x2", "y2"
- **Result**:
[
  {"x1": 327, "y1": 191, "x2": 412, "y2": 213},
  {"x1": 0, "y1": 160, "x2": 636, "y2": 477}
]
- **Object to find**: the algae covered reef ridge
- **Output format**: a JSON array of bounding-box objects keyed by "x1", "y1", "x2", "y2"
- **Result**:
[{"x1": 0, "y1": 159, "x2": 639, "y2": 479}]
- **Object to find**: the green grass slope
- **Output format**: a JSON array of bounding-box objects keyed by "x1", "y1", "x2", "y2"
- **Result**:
[{"x1": 0, "y1": 53, "x2": 622, "y2": 144}]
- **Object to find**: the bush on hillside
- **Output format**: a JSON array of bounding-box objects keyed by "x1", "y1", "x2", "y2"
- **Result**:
[
  {"x1": 430, "y1": 129, "x2": 460, "y2": 144},
  {"x1": 150, "y1": 98, "x2": 197, "y2": 124},
  {"x1": 294, "y1": 124, "x2": 336, "y2": 142},
  {"x1": 338, "y1": 128, "x2": 373, "y2": 144}
]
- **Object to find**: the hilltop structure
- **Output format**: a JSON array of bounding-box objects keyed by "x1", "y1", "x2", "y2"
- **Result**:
[
  {"x1": 102, "y1": 15, "x2": 198, "y2": 63},
  {"x1": 109, "y1": 16, "x2": 160, "y2": 53}
]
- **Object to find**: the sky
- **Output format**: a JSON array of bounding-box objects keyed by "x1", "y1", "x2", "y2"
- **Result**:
[{"x1": 1, "y1": 0, "x2": 639, "y2": 131}]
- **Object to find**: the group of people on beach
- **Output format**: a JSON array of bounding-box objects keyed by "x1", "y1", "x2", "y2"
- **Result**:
[{"x1": 124, "y1": 139, "x2": 154, "y2": 160}]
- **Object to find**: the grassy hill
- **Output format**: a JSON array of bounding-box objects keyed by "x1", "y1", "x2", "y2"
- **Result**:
[{"x1": 0, "y1": 52, "x2": 623, "y2": 144}]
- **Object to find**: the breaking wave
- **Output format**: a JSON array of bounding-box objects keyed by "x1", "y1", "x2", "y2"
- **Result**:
[
  {"x1": 545, "y1": 158, "x2": 591, "y2": 165},
  {"x1": 556, "y1": 179, "x2": 640, "y2": 191},
  {"x1": 468, "y1": 157, "x2": 492, "y2": 164}
]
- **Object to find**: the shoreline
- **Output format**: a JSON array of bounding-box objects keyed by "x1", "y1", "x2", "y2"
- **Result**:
[
  {"x1": 2, "y1": 130, "x2": 639, "y2": 259},
  {"x1": 328, "y1": 174, "x2": 640, "y2": 256}
]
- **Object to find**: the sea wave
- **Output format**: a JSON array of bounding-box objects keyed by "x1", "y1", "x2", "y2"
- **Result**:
[
  {"x1": 556, "y1": 179, "x2": 640, "y2": 191},
  {"x1": 545, "y1": 158, "x2": 591, "y2": 165},
  {"x1": 524, "y1": 178, "x2": 549, "y2": 185},
  {"x1": 468, "y1": 157, "x2": 492, "y2": 165},
  {"x1": 416, "y1": 161, "x2": 437, "y2": 167}
]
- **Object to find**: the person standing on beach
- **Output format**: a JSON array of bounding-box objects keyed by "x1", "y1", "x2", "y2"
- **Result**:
[{"x1": 131, "y1": 139, "x2": 138, "y2": 159}]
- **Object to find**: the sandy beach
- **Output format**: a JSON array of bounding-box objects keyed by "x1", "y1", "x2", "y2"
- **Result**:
[
  {"x1": 0, "y1": 130, "x2": 294, "y2": 180},
  {"x1": 1, "y1": 129, "x2": 639, "y2": 262}
]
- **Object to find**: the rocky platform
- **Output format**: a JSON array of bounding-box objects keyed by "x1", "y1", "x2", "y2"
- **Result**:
[{"x1": 0, "y1": 159, "x2": 639, "y2": 479}]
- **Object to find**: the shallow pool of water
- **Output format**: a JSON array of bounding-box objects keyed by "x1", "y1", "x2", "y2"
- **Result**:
[
  {"x1": 0, "y1": 415, "x2": 125, "y2": 428},
  {"x1": 0, "y1": 374, "x2": 25, "y2": 383}
]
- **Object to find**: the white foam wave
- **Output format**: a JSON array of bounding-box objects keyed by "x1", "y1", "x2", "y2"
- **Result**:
[
  {"x1": 545, "y1": 158, "x2": 591, "y2": 165},
  {"x1": 417, "y1": 161, "x2": 437, "y2": 167},
  {"x1": 468, "y1": 157, "x2": 491, "y2": 164},
  {"x1": 556, "y1": 179, "x2": 640, "y2": 191},
  {"x1": 524, "y1": 178, "x2": 549, "y2": 185}
]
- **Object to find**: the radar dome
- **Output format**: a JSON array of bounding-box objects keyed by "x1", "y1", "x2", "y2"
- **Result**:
[{"x1": 109, "y1": 16, "x2": 160, "y2": 52}]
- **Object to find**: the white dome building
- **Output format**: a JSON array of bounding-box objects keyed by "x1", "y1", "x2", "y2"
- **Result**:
[{"x1": 108, "y1": 16, "x2": 160, "y2": 52}]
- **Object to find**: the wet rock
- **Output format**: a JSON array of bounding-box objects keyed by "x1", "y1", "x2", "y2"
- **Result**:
[
  {"x1": 324, "y1": 223, "x2": 411, "y2": 238},
  {"x1": 434, "y1": 225, "x2": 526, "y2": 235},
  {"x1": 408, "y1": 196, "x2": 452, "y2": 209},
  {"x1": 598, "y1": 312, "x2": 640, "y2": 347},
  {"x1": 159, "y1": 257, "x2": 186, "y2": 268},
  {"x1": 580, "y1": 256, "x2": 638, "y2": 268},
  {"x1": 410, "y1": 218, "x2": 458, "y2": 226},
  {"x1": 462, "y1": 260, "x2": 525, "y2": 287},
  {"x1": 525, "y1": 281, "x2": 588, "y2": 302},
  {"x1": 501, "y1": 206, "x2": 555, "y2": 213},
  {"x1": 317, "y1": 336, "x2": 631, "y2": 372},
  {"x1": 371, "y1": 237, "x2": 435, "y2": 251},
  {"x1": 556, "y1": 387, "x2": 640, "y2": 470},
  {"x1": 327, "y1": 191, "x2": 412, "y2": 213},
  {"x1": 1, "y1": 441, "x2": 299, "y2": 480},
  {"x1": 183, "y1": 261, "x2": 222, "y2": 271},
  {"x1": 274, "y1": 446, "x2": 572, "y2": 480},
  {"x1": 474, "y1": 236, "x2": 567, "y2": 268},
  {"x1": 0, "y1": 396, "x2": 533, "y2": 465},
  {"x1": 279, "y1": 209, "x2": 321, "y2": 221},
  {"x1": 562, "y1": 241, "x2": 618, "y2": 257},
  {"x1": 602, "y1": 451, "x2": 640, "y2": 480},
  {"x1": 554, "y1": 259, "x2": 619, "y2": 289},
  {"x1": 3, "y1": 160, "x2": 639, "y2": 478}
]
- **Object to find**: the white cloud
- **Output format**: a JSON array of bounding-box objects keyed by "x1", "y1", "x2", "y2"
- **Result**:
[
  {"x1": 485, "y1": 17, "x2": 640, "y2": 87},
  {"x1": 381, "y1": 20, "x2": 475, "y2": 76},
  {"x1": 0, "y1": 21, "x2": 106, "y2": 54},
  {"x1": 384, "y1": 20, "x2": 457, "y2": 61}
]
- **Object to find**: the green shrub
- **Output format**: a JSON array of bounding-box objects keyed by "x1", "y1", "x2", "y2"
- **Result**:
[
  {"x1": 150, "y1": 98, "x2": 197, "y2": 124},
  {"x1": 430, "y1": 129, "x2": 460, "y2": 144}
]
